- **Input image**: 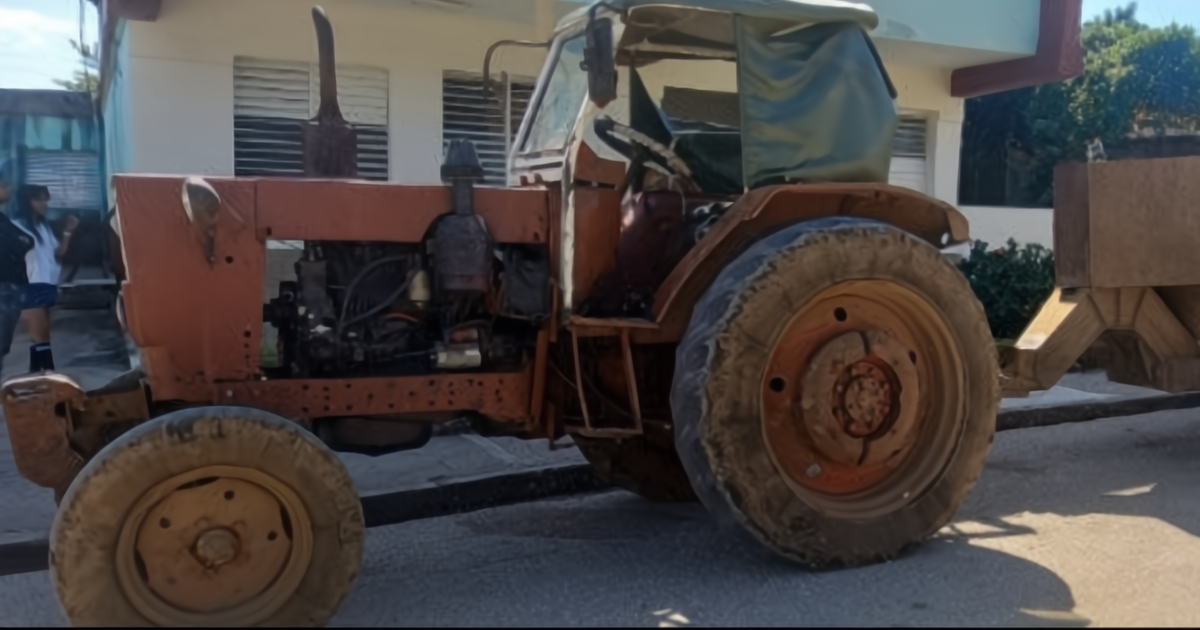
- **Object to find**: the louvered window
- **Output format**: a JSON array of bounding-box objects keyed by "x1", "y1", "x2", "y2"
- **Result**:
[
  {"x1": 893, "y1": 117, "x2": 927, "y2": 158},
  {"x1": 442, "y1": 71, "x2": 535, "y2": 186},
  {"x1": 233, "y1": 57, "x2": 389, "y2": 180},
  {"x1": 889, "y1": 116, "x2": 929, "y2": 193}
]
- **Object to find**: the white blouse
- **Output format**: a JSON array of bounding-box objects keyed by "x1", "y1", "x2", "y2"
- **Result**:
[{"x1": 17, "y1": 222, "x2": 61, "y2": 286}]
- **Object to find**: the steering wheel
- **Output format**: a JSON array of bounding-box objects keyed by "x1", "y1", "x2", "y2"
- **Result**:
[{"x1": 593, "y1": 116, "x2": 694, "y2": 181}]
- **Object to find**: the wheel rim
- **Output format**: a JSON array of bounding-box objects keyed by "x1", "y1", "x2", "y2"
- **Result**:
[
  {"x1": 760, "y1": 280, "x2": 966, "y2": 520},
  {"x1": 115, "y1": 465, "x2": 313, "y2": 626}
]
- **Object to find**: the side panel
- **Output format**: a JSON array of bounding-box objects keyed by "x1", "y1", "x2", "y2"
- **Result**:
[
  {"x1": 255, "y1": 179, "x2": 551, "y2": 244},
  {"x1": 116, "y1": 175, "x2": 265, "y2": 401},
  {"x1": 650, "y1": 183, "x2": 970, "y2": 341}
]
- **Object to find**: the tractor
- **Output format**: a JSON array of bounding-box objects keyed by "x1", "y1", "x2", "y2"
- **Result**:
[{"x1": 2, "y1": 0, "x2": 997, "y2": 626}]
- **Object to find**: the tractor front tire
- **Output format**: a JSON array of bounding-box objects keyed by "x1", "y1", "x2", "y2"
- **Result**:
[
  {"x1": 50, "y1": 406, "x2": 364, "y2": 627},
  {"x1": 671, "y1": 217, "x2": 998, "y2": 568}
]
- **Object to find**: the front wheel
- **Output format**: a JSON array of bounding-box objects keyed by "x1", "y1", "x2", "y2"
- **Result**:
[
  {"x1": 671, "y1": 217, "x2": 998, "y2": 568},
  {"x1": 50, "y1": 406, "x2": 364, "y2": 626}
]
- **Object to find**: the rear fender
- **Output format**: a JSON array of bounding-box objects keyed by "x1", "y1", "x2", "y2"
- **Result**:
[{"x1": 651, "y1": 183, "x2": 970, "y2": 340}]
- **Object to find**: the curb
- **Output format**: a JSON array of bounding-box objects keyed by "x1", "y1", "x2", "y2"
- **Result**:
[
  {"x1": 3, "y1": 391, "x2": 1198, "y2": 578},
  {"x1": 0, "y1": 464, "x2": 611, "y2": 579},
  {"x1": 995, "y1": 392, "x2": 1200, "y2": 432}
]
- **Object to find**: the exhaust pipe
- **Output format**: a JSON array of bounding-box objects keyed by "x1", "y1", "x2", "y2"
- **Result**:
[{"x1": 303, "y1": 6, "x2": 357, "y2": 178}]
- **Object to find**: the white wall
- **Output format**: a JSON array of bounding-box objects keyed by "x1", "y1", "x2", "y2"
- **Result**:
[
  {"x1": 960, "y1": 206, "x2": 1054, "y2": 249},
  {"x1": 116, "y1": 0, "x2": 967, "y2": 199},
  {"x1": 121, "y1": 0, "x2": 552, "y2": 182}
]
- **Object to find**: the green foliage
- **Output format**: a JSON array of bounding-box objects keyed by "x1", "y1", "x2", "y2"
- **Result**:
[
  {"x1": 957, "y1": 240, "x2": 1056, "y2": 340},
  {"x1": 53, "y1": 39, "x2": 99, "y2": 94},
  {"x1": 968, "y1": 2, "x2": 1200, "y2": 204}
]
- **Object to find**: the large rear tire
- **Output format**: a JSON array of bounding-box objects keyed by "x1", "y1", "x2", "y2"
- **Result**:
[
  {"x1": 50, "y1": 406, "x2": 364, "y2": 626},
  {"x1": 671, "y1": 217, "x2": 998, "y2": 568}
]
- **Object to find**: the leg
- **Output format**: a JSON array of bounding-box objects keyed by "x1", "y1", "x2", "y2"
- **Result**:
[
  {"x1": 0, "y1": 283, "x2": 24, "y2": 379},
  {"x1": 22, "y1": 307, "x2": 51, "y2": 344},
  {"x1": 22, "y1": 284, "x2": 59, "y2": 372}
]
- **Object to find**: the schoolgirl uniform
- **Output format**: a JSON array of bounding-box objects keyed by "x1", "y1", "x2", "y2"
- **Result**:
[{"x1": 17, "y1": 220, "x2": 61, "y2": 370}]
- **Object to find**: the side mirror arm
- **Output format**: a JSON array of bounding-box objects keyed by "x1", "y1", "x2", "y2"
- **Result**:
[{"x1": 483, "y1": 40, "x2": 551, "y2": 113}]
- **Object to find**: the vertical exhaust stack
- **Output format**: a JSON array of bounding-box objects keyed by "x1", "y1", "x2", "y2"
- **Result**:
[{"x1": 304, "y1": 6, "x2": 358, "y2": 178}]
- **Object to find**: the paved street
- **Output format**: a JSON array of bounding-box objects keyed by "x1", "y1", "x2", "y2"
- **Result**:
[{"x1": 2, "y1": 406, "x2": 1198, "y2": 627}]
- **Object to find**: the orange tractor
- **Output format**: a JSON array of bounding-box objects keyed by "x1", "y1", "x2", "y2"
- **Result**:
[{"x1": 3, "y1": 1, "x2": 997, "y2": 626}]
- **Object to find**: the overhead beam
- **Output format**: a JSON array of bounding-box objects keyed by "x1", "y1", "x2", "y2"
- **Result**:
[{"x1": 950, "y1": 0, "x2": 1084, "y2": 98}]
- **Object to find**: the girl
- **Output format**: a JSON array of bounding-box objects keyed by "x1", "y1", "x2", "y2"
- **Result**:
[{"x1": 14, "y1": 184, "x2": 78, "y2": 372}]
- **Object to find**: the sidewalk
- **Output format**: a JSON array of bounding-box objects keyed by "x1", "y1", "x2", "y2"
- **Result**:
[{"x1": 0, "y1": 306, "x2": 1173, "y2": 548}]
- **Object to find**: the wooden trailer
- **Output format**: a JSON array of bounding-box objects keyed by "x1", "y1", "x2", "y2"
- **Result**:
[{"x1": 1002, "y1": 156, "x2": 1200, "y2": 396}]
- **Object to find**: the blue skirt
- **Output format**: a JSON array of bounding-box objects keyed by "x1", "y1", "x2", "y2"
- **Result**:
[{"x1": 22, "y1": 283, "x2": 58, "y2": 310}]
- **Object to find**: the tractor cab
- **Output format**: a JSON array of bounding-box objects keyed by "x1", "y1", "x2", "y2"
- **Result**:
[
  {"x1": 488, "y1": 0, "x2": 901, "y2": 319},
  {"x1": 504, "y1": 0, "x2": 897, "y2": 194}
]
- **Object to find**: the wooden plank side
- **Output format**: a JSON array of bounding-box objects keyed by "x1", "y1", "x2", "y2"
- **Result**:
[
  {"x1": 1053, "y1": 162, "x2": 1090, "y2": 288},
  {"x1": 1086, "y1": 156, "x2": 1200, "y2": 287}
]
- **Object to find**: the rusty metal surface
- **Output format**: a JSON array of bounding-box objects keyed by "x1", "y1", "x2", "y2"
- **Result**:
[
  {"x1": 568, "y1": 186, "x2": 623, "y2": 308},
  {"x1": 761, "y1": 283, "x2": 927, "y2": 497},
  {"x1": 77, "y1": 386, "x2": 150, "y2": 427},
  {"x1": 651, "y1": 183, "x2": 970, "y2": 341},
  {"x1": 216, "y1": 369, "x2": 533, "y2": 424},
  {"x1": 115, "y1": 176, "x2": 265, "y2": 400},
  {"x1": 1, "y1": 374, "x2": 87, "y2": 491},
  {"x1": 572, "y1": 141, "x2": 626, "y2": 187},
  {"x1": 254, "y1": 179, "x2": 549, "y2": 244},
  {"x1": 580, "y1": 190, "x2": 734, "y2": 318}
]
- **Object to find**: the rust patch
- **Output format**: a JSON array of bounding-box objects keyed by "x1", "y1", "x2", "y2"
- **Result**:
[
  {"x1": 215, "y1": 368, "x2": 534, "y2": 425},
  {"x1": 1, "y1": 374, "x2": 87, "y2": 490}
]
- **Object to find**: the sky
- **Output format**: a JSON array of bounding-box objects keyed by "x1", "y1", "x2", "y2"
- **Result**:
[{"x1": 1, "y1": 0, "x2": 1200, "y2": 90}]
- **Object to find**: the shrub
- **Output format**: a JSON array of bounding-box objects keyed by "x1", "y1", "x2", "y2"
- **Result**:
[{"x1": 956, "y1": 239, "x2": 1056, "y2": 340}]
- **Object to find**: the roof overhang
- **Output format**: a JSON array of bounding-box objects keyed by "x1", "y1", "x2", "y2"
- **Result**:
[{"x1": 950, "y1": 0, "x2": 1083, "y2": 98}]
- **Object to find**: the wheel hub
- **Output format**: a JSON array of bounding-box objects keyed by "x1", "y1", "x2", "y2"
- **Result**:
[
  {"x1": 762, "y1": 287, "x2": 932, "y2": 499},
  {"x1": 116, "y1": 466, "x2": 313, "y2": 625},
  {"x1": 193, "y1": 527, "x2": 240, "y2": 568},
  {"x1": 835, "y1": 359, "x2": 896, "y2": 439}
]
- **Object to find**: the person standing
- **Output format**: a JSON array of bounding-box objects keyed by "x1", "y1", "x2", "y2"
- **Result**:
[
  {"x1": 13, "y1": 184, "x2": 77, "y2": 373},
  {"x1": 0, "y1": 170, "x2": 35, "y2": 379}
]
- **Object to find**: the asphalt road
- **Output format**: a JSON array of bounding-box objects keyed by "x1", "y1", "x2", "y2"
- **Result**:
[{"x1": 2, "y1": 408, "x2": 1198, "y2": 627}]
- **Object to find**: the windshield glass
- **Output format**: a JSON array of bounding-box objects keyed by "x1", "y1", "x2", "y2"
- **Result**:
[{"x1": 520, "y1": 34, "x2": 588, "y2": 154}]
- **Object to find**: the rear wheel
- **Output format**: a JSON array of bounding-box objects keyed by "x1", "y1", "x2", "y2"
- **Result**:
[
  {"x1": 671, "y1": 217, "x2": 998, "y2": 567},
  {"x1": 50, "y1": 406, "x2": 364, "y2": 626}
]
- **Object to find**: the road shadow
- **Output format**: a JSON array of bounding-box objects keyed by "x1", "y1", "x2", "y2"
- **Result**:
[
  {"x1": 336, "y1": 491, "x2": 1082, "y2": 627},
  {"x1": 956, "y1": 407, "x2": 1200, "y2": 541}
]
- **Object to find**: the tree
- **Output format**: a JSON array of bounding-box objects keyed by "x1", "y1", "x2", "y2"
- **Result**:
[
  {"x1": 53, "y1": 39, "x2": 100, "y2": 94},
  {"x1": 962, "y1": 3, "x2": 1200, "y2": 205}
]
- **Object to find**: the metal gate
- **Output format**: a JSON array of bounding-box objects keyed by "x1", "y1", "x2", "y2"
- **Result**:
[{"x1": 23, "y1": 150, "x2": 104, "y2": 212}]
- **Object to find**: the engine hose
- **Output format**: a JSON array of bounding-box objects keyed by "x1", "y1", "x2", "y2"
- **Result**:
[
  {"x1": 338, "y1": 254, "x2": 412, "y2": 328},
  {"x1": 339, "y1": 274, "x2": 413, "y2": 332}
]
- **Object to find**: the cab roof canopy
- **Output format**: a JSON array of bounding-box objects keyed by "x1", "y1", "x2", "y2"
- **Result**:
[{"x1": 560, "y1": 0, "x2": 879, "y2": 63}]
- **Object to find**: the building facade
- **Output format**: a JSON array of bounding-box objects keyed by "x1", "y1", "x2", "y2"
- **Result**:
[{"x1": 92, "y1": 0, "x2": 1081, "y2": 245}]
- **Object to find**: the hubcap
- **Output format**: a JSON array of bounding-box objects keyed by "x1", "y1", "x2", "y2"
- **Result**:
[
  {"x1": 761, "y1": 280, "x2": 964, "y2": 518},
  {"x1": 194, "y1": 527, "x2": 240, "y2": 568},
  {"x1": 115, "y1": 466, "x2": 313, "y2": 626}
]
